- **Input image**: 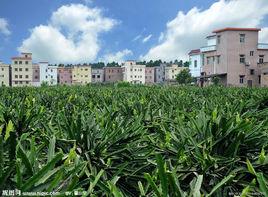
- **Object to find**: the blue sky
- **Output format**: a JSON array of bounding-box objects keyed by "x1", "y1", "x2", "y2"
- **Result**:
[{"x1": 0, "y1": 0, "x2": 268, "y2": 64}]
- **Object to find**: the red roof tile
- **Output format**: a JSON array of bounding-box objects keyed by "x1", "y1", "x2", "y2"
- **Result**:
[{"x1": 188, "y1": 49, "x2": 201, "y2": 55}]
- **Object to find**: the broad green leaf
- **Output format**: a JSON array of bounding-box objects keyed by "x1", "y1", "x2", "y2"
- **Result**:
[
  {"x1": 4, "y1": 120, "x2": 14, "y2": 141},
  {"x1": 144, "y1": 173, "x2": 161, "y2": 197},
  {"x1": 22, "y1": 152, "x2": 63, "y2": 191},
  {"x1": 156, "y1": 154, "x2": 168, "y2": 196},
  {"x1": 48, "y1": 136, "x2": 56, "y2": 162},
  {"x1": 256, "y1": 173, "x2": 268, "y2": 196},
  {"x1": 193, "y1": 175, "x2": 203, "y2": 197},
  {"x1": 246, "y1": 159, "x2": 256, "y2": 176},
  {"x1": 89, "y1": 169, "x2": 104, "y2": 193}
]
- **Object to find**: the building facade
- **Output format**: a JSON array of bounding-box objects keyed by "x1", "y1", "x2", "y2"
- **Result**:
[
  {"x1": 189, "y1": 49, "x2": 202, "y2": 77},
  {"x1": 155, "y1": 63, "x2": 166, "y2": 83},
  {"x1": 92, "y1": 68, "x2": 104, "y2": 83},
  {"x1": 104, "y1": 67, "x2": 123, "y2": 83},
  {"x1": 58, "y1": 67, "x2": 72, "y2": 85},
  {"x1": 72, "y1": 65, "x2": 91, "y2": 85},
  {"x1": 145, "y1": 67, "x2": 155, "y2": 84},
  {"x1": 122, "y1": 61, "x2": 146, "y2": 84},
  {"x1": 32, "y1": 64, "x2": 40, "y2": 86},
  {"x1": 11, "y1": 52, "x2": 33, "y2": 87},
  {"x1": 165, "y1": 64, "x2": 186, "y2": 82},
  {"x1": 0, "y1": 62, "x2": 10, "y2": 86},
  {"x1": 201, "y1": 28, "x2": 268, "y2": 87},
  {"x1": 39, "y1": 62, "x2": 57, "y2": 85}
]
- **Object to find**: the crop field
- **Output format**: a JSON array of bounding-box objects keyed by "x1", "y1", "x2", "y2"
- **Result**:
[{"x1": 0, "y1": 85, "x2": 268, "y2": 196}]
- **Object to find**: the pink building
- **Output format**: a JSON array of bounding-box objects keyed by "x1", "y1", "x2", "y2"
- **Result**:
[
  {"x1": 145, "y1": 67, "x2": 155, "y2": 84},
  {"x1": 32, "y1": 64, "x2": 40, "y2": 86},
  {"x1": 58, "y1": 67, "x2": 72, "y2": 85},
  {"x1": 200, "y1": 27, "x2": 268, "y2": 87},
  {"x1": 104, "y1": 67, "x2": 123, "y2": 83}
]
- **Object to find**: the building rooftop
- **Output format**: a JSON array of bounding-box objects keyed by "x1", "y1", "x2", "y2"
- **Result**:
[
  {"x1": 11, "y1": 57, "x2": 32, "y2": 60},
  {"x1": 188, "y1": 49, "x2": 201, "y2": 55},
  {"x1": 213, "y1": 27, "x2": 261, "y2": 33}
]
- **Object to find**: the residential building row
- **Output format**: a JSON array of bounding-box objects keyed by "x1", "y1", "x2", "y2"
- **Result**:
[
  {"x1": 188, "y1": 27, "x2": 268, "y2": 87},
  {"x1": 0, "y1": 53, "x2": 187, "y2": 87}
]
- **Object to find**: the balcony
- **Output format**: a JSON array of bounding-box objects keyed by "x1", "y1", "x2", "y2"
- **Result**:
[
  {"x1": 258, "y1": 43, "x2": 268, "y2": 50},
  {"x1": 200, "y1": 45, "x2": 216, "y2": 52}
]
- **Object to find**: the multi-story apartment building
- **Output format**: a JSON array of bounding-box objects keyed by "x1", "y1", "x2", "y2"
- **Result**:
[
  {"x1": 189, "y1": 49, "x2": 202, "y2": 77},
  {"x1": 11, "y1": 52, "x2": 33, "y2": 87},
  {"x1": 155, "y1": 63, "x2": 166, "y2": 83},
  {"x1": 92, "y1": 68, "x2": 104, "y2": 83},
  {"x1": 165, "y1": 64, "x2": 186, "y2": 82},
  {"x1": 39, "y1": 62, "x2": 57, "y2": 85},
  {"x1": 200, "y1": 27, "x2": 268, "y2": 87},
  {"x1": 58, "y1": 67, "x2": 72, "y2": 85},
  {"x1": 259, "y1": 62, "x2": 268, "y2": 87},
  {"x1": 32, "y1": 64, "x2": 40, "y2": 86},
  {"x1": 122, "y1": 61, "x2": 146, "y2": 84},
  {"x1": 72, "y1": 65, "x2": 91, "y2": 85},
  {"x1": 145, "y1": 67, "x2": 155, "y2": 84},
  {"x1": 104, "y1": 67, "x2": 123, "y2": 83},
  {"x1": 0, "y1": 62, "x2": 10, "y2": 86}
]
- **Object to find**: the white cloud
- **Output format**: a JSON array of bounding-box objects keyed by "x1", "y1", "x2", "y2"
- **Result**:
[
  {"x1": 18, "y1": 4, "x2": 117, "y2": 63},
  {"x1": 0, "y1": 18, "x2": 11, "y2": 36},
  {"x1": 132, "y1": 34, "x2": 142, "y2": 42},
  {"x1": 143, "y1": 0, "x2": 268, "y2": 61},
  {"x1": 142, "y1": 34, "x2": 152, "y2": 43},
  {"x1": 158, "y1": 32, "x2": 164, "y2": 42},
  {"x1": 100, "y1": 49, "x2": 133, "y2": 63}
]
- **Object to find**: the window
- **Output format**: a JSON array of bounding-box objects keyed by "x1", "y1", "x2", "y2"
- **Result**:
[
  {"x1": 92, "y1": 75, "x2": 95, "y2": 78},
  {"x1": 46, "y1": 76, "x2": 48, "y2": 79},
  {"x1": 97, "y1": 75, "x2": 100, "y2": 78},
  {"x1": 19, "y1": 61, "x2": 22, "y2": 64},
  {"x1": 85, "y1": 75, "x2": 88, "y2": 78},
  {"x1": 35, "y1": 76, "x2": 38, "y2": 79},
  {"x1": 46, "y1": 69, "x2": 48, "y2": 72},
  {"x1": 130, "y1": 69, "x2": 133, "y2": 71},
  {"x1": 259, "y1": 55, "x2": 264, "y2": 63},
  {"x1": 239, "y1": 75, "x2": 245, "y2": 84},
  {"x1": 217, "y1": 35, "x2": 221, "y2": 44},
  {"x1": 26, "y1": 81, "x2": 29, "y2": 84},
  {"x1": 240, "y1": 55, "x2": 245, "y2": 63},
  {"x1": 15, "y1": 75, "x2": 18, "y2": 79},
  {"x1": 15, "y1": 61, "x2": 18, "y2": 64},
  {"x1": 25, "y1": 61, "x2": 28, "y2": 64},
  {"x1": 19, "y1": 68, "x2": 22, "y2": 71},
  {"x1": 15, "y1": 68, "x2": 18, "y2": 71},
  {"x1": 240, "y1": 34, "x2": 245, "y2": 43},
  {"x1": 25, "y1": 75, "x2": 29, "y2": 79},
  {"x1": 19, "y1": 75, "x2": 22, "y2": 79},
  {"x1": 259, "y1": 75, "x2": 261, "y2": 84},
  {"x1": 15, "y1": 81, "x2": 18, "y2": 84},
  {"x1": 250, "y1": 51, "x2": 254, "y2": 56},
  {"x1": 145, "y1": 76, "x2": 147, "y2": 79},
  {"x1": 19, "y1": 81, "x2": 22, "y2": 84},
  {"x1": 85, "y1": 69, "x2": 88, "y2": 71},
  {"x1": 217, "y1": 56, "x2": 220, "y2": 64},
  {"x1": 194, "y1": 60, "x2": 197, "y2": 68},
  {"x1": 25, "y1": 68, "x2": 28, "y2": 71},
  {"x1": 250, "y1": 69, "x2": 254, "y2": 75},
  {"x1": 207, "y1": 57, "x2": 210, "y2": 65}
]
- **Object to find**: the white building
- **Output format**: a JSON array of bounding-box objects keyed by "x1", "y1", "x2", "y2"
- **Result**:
[
  {"x1": 39, "y1": 62, "x2": 57, "y2": 85},
  {"x1": 122, "y1": 61, "x2": 146, "y2": 84},
  {"x1": 189, "y1": 49, "x2": 202, "y2": 77}
]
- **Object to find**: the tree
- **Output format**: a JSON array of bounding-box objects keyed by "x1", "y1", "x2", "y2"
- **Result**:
[
  {"x1": 183, "y1": 61, "x2": 190, "y2": 67},
  {"x1": 176, "y1": 68, "x2": 193, "y2": 84}
]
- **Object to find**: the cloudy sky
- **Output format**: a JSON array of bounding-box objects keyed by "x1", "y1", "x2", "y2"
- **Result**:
[{"x1": 0, "y1": 0, "x2": 268, "y2": 64}]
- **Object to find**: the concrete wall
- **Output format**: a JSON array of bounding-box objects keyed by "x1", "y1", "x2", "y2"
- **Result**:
[
  {"x1": 58, "y1": 67, "x2": 72, "y2": 85},
  {"x1": 11, "y1": 53, "x2": 33, "y2": 87},
  {"x1": 145, "y1": 67, "x2": 155, "y2": 84},
  {"x1": 189, "y1": 53, "x2": 202, "y2": 77},
  {"x1": 40, "y1": 62, "x2": 57, "y2": 85},
  {"x1": 0, "y1": 63, "x2": 10, "y2": 86},
  {"x1": 72, "y1": 65, "x2": 91, "y2": 85},
  {"x1": 104, "y1": 67, "x2": 123, "y2": 83},
  {"x1": 92, "y1": 68, "x2": 104, "y2": 83}
]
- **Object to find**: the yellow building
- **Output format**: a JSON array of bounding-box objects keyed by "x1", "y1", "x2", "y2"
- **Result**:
[
  {"x1": 0, "y1": 62, "x2": 10, "y2": 86},
  {"x1": 165, "y1": 64, "x2": 187, "y2": 81},
  {"x1": 11, "y1": 52, "x2": 33, "y2": 87},
  {"x1": 72, "y1": 65, "x2": 92, "y2": 85}
]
